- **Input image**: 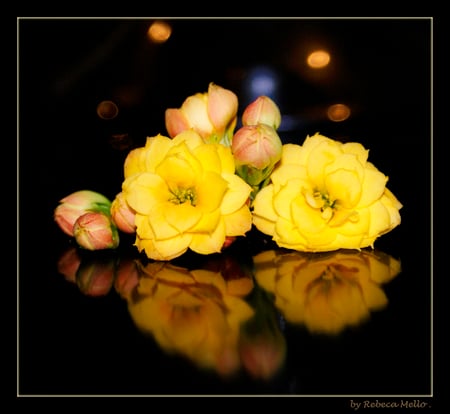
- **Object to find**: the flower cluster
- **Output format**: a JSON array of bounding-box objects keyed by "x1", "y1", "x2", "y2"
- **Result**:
[{"x1": 54, "y1": 82, "x2": 402, "y2": 260}]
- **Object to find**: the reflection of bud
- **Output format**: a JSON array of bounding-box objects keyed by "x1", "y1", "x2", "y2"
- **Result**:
[
  {"x1": 73, "y1": 212, "x2": 120, "y2": 250},
  {"x1": 114, "y1": 258, "x2": 140, "y2": 299},
  {"x1": 238, "y1": 287, "x2": 286, "y2": 380},
  {"x1": 54, "y1": 190, "x2": 112, "y2": 236},
  {"x1": 76, "y1": 254, "x2": 116, "y2": 296},
  {"x1": 110, "y1": 192, "x2": 136, "y2": 234},
  {"x1": 56, "y1": 246, "x2": 81, "y2": 283},
  {"x1": 242, "y1": 96, "x2": 281, "y2": 130},
  {"x1": 253, "y1": 249, "x2": 402, "y2": 335},
  {"x1": 232, "y1": 124, "x2": 282, "y2": 188}
]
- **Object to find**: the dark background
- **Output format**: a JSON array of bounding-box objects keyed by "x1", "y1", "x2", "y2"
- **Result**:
[{"x1": 17, "y1": 17, "x2": 434, "y2": 407}]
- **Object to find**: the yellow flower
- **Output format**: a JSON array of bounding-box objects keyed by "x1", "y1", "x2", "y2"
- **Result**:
[
  {"x1": 252, "y1": 133, "x2": 402, "y2": 252},
  {"x1": 127, "y1": 260, "x2": 255, "y2": 376},
  {"x1": 253, "y1": 249, "x2": 401, "y2": 335},
  {"x1": 121, "y1": 130, "x2": 253, "y2": 260}
]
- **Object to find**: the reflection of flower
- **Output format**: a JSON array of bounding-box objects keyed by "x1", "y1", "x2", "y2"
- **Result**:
[
  {"x1": 127, "y1": 257, "x2": 255, "y2": 377},
  {"x1": 253, "y1": 248, "x2": 401, "y2": 335},
  {"x1": 121, "y1": 130, "x2": 253, "y2": 260},
  {"x1": 253, "y1": 133, "x2": 402, "y2": 252}
]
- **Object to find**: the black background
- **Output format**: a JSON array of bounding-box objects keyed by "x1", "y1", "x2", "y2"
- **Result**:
[{"x1": 17, "y1": 17, "x2": 435, "y2": 409}]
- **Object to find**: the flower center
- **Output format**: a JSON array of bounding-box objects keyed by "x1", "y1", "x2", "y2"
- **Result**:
[
  {"x1": 169, "y1": 187, "x2": 197, "y2": 206},
  {"x1": 305, "y1": 189, "x2": 336, "y2": 221}
]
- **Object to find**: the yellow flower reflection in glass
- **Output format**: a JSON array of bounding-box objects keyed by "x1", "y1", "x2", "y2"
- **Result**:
[
  {"x1": 121, "y1": 130, "x2": 253, "y2": 260},
  {"x1": 127, "y1": 260, "x2": 255, "y2": 377},
  {"x1": 252, "y1": 133, "x2": 402, "y2": 252},
  {"x1": 253, "y1": 249, "x2": 401, "y2": 335}
]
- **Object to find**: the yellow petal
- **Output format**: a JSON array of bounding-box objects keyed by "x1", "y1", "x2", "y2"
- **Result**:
[
  {"x1": 172, "y1": 129, "x2": 205, "y2": 150},
  {"x1": 190, "y1": 209, "x2": 221, "y2": 233},
  {"x1": 325, "y1": 168, "x2": 362, "y2": 208},
  {"x1": 273, "y1": 178, "x2": 304, "y2": 219},
  {"x1": 366, "y1": 199, "x2": 392, "y2": 239},
  {"x1": 279, "y1": 143, "x2": 304, "y2": 165},
  {"x1": 215, "y1": 143, "x2": 236, "y2": 174},
  {"x1": 124, "y1": 173, "x2": 169, "y2": 215},
  {"x1": 342, "y1": 142, "x2": 369, "y2": 164},
  {"x1": 143, "y1": 134, "x2": 175, "y2": 172},
  {"x1": 306, "y1": 139, "x2": 342, "y2": 189},
  {"x1": 270, "y1": 164, "x2": 308, "y2": 187},
  {"x1": 252, "y1": 185, "x2": 277, "y2": 224},
  {"x1": 221, "y1": 173, "x2": 252, "y2": 215},
  {"x1": 223, "y1": 205, "x2": 252, "y2": 236},
  {"x1": 155, "y1": 142, "x2": 202, "y2": 188},
  {"x1": 190, "y1": 219, "x2": 226, "y2": 254},
  {"x1": 164, "y1": 202, "x2": 202, "y2": 233},
  {"x1": 192, "y1": 143, "x2": 223, "y2": 175},
  {"x1": 138, "y1": 234, "x2": 192, "y2": 261},
  {"x1": 196, "y1": 172, "x2": 228, "y2": 213},
  {"x1": 359, "y1": 168, "x2": 388, "y2": 206},
  {"x1": 252, "y1": 214, "x2": 276, "y2": 237},
  {"x1": 124, "y1": 146, "x2": 147, "y2": 178},
  {"x1": 274, "y1": 217, "x2": 309, "y2": 249}
]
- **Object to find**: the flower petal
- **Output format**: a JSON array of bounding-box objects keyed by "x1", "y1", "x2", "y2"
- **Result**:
[
  {"x1": 190, "y1": 219, "x2": 226, "y2": 254},
  {"x1": 138, "y1": 234, "x2": 192, "y2": 261},
  {"x1": 124, "y1": 173, "x2": 169, "y2": 215},
  {"x1": 223, "y1": 205, "x2": 253, "y2": 236},
  {"x1": 196, "y1": 172, "x2": 228, "y2": 212},
  {"x1": 221, "y1": 173, "x2": 252, "y2": 215},
  {"x1": 358, "y1": 167, "x2": 388, "y2": 206},
  {"x1": 164, "y1": 202, "x2": 202, "y2": 233}
]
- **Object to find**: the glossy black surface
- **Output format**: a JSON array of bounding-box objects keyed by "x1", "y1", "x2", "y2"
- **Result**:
[{"x1": 18, "y1": 17, "x2": 433, "y2": 405}]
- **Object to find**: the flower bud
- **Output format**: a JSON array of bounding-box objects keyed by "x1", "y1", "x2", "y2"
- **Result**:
[
  {"x1": 110, "y1": 192, "x2": 136, "y2": 233},
  {"x1": 242, "y1": 96, "x2": 281, "y2": 130},
  {"x1": 54, "y1": 190, "x2": 112, "y2": 236},
  {"x1": 232, "y1": 124, "x2": 282, "y2": 186},
  {"x1": 73, "y1": 212, "x2": 120, "y2": 250},
  {"x1": 165, "y1": 82, "x2": 238, "y2": 146}
]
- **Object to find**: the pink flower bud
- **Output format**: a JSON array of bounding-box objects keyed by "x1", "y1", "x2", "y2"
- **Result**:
[
  {"x1": 207, "y1": 82, "x2": 238, "y2": 133},
  {"x1": 165, "y1": 108, "x2": 190, "y2": 138},
  {"x1": 232, "y1": 124, "x2": 282, "y2": 170},
  {"x1": 165, "y1": 82, "x2": 238, "y2": 145},
  {"x1": 110, "y1": 192, "x2": 136, "y2": 233},
  {"x1": 242, "y1": 96, "x2": 282, "y2": 130},
  {"x1": 54, "y1": 190, "x2": 112, "y2": 236},
  {"x1": 73, "y1": 212, "x2": 120, "y2": 250}
]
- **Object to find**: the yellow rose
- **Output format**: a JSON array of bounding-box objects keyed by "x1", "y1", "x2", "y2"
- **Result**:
[
  {"x1": 127, "y1": 260, "x2": 255, "y2": 376},
  {"x1": 121, "y1": 130, "x2": 253, "y2": 260},
  {"x1": 253, "y1": 248, "x2": 401, "y2": 335},
  {"x1": 252, "y1": 133, "x2": 402, "y2": 251}
]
